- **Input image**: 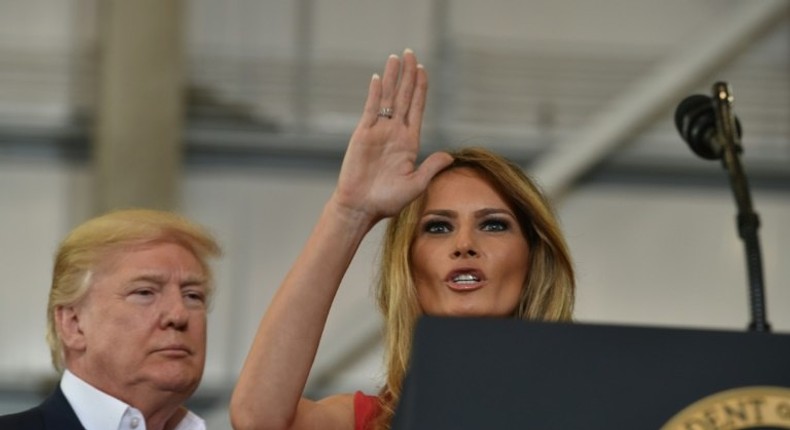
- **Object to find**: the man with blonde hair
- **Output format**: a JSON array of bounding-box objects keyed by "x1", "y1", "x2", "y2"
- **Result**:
[{"x1": 0, "y1": 209, "x2": 221, "y2": 430}]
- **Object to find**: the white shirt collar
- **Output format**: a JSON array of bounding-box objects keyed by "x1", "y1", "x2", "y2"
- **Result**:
[{"x1": 60, "y1": 370, "x2": 206, "y2": 430}]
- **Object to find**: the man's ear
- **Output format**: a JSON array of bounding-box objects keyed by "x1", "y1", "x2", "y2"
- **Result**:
[{"x1": 55, "y1": 305, "x2": 87, "y2": 352}]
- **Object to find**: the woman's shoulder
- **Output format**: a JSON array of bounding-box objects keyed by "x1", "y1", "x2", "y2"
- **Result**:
[{"x1": 300, "y1": 393, "x2": 355, "y2": 429}]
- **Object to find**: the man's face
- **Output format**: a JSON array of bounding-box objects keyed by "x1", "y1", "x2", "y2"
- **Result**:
[{"x1": 70, "y1": 242, "x2": 208, "y2": 401}]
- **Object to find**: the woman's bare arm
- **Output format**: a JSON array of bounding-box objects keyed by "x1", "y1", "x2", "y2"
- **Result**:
[{"x1": 229, "y1": 50, "x2": 452, "y2": 430}]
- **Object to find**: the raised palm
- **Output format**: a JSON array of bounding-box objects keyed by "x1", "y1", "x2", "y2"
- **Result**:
[{"x1": 333, "y1": 50, "x2": 453, "y2": 223}]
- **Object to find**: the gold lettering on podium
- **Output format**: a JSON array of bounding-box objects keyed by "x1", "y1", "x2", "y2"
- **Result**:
[{"x1": 662, "y1": 386, "x2": 790, "y2": 430}]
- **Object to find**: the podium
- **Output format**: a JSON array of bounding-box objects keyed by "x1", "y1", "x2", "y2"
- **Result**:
[{"x1": 391, "y1": 316, "x2": 790, "y2": 429}]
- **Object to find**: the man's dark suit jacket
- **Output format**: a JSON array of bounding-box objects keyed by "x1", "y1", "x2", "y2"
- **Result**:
[{"x1": 0, "y1": 385, "x2": 85, "y2": 430}]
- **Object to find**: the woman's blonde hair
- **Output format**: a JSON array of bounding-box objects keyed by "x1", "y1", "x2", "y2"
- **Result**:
[
  {"x1": 373, "y1": 147, "x2": 575, "y2": 428},
  {"x1": 46, "y1": 208, "x2": 222, "y2": 372}
]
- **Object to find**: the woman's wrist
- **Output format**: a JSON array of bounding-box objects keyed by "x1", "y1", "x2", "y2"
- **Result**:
[{"x1": 324, "y1": 194, "x2": 381, "y2": 238}]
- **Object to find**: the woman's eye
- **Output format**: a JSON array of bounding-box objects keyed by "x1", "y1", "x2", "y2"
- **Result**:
[
  {"x1": 423, "y1": 220, "x2": 452, "y2": 234},
  {"x1": 481, "y1": 219, "x2": 509, "y2": 232}
]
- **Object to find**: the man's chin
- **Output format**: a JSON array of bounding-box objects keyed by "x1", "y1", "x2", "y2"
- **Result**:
[
  {"x1": 147, "y1": 367, "x2": 202, "y2": 394},
  {"x1": 152, "y1": 377, "x2": 200, "y2": 395}
]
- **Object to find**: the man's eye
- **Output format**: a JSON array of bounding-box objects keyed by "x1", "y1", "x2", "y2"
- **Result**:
[
  {"x1": 128, "y1": 288, "x2": 157, "y2": 303},
  {"x1": 184, "y1": 291, "x2": 206, "y2": 304},
  {"x1": 481, "y1": 219, "x2": 509, "y2": 232},
  {"x1": 423, "y1": 221, "x2": 452, "y2": 234}
]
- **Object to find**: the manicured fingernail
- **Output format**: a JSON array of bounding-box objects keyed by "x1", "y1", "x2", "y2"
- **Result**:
[
  {"x1": 404, "y1": 48, "x2": 414, "y2": 55},
  {"x1": 389, "y1": 54, "x2": 398, "y2": 60},
  {"x1": 372, "y1": 73, "x2": 380, "y2": 80},
  {"x1": 417, "y1": 64, "x2": 424, "y2": 69}
]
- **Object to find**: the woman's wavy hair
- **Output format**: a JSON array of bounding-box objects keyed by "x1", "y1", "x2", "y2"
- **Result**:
[
  {"x1": 372, "y1": 147, "x2": 575, "y2": 429},
  {"x1": 46, "y1": 208, "x2": 221, "y2": 372}
]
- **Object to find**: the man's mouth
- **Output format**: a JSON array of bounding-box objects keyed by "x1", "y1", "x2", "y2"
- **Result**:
[{"x1": 153, "y1": 345, "x2": 192, "y2": 357}]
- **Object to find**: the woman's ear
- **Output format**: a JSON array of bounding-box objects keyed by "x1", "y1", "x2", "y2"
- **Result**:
[{"x1": 55, "y1": 304, "x2": 87, "y2": 352}]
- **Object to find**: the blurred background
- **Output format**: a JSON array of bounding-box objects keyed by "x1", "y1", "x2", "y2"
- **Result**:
[{"x1": 0, "y1": 0, "x2": 788, "y2": 427}]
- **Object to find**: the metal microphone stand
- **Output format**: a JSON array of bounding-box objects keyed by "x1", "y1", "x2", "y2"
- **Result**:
[{"x1": 711, "y1": 81, "x2": 770, "y2": 333}]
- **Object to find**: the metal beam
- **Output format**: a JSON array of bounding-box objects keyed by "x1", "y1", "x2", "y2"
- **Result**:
[{"x1": 530, "y1": 0, "x2": 790, "y2": 200}]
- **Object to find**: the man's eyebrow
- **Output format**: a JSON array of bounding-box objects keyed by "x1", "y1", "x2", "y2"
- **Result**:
[
  {"x1": 128, "y1": 272, "x2": 208, "y2": 285},
  {"x1": 129, "y1": 273, "x2": 168, "y2": 283},
  {"x1": 181, "y1": 276, "x2": 208, "y2": 287}
]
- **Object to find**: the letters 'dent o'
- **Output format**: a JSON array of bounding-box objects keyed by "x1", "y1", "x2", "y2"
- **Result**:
[{"x1": 661, "y1": 386, "x2": 790, "y2": 430}]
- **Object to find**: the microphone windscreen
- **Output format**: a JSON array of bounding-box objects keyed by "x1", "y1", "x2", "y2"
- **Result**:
[
  {"x1": 674, "y1": 94, "x2": 743, "y2": 161},
  {"x1": 674, "y1": 94, "x2": 721, "y2": 160}
]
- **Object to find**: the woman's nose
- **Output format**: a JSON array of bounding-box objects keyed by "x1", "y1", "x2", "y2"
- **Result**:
[
  {"x1": 452, "y1": 246, "x2": 478, "y2": 258},
  {"x1": 451, "y1": 228, "x2": 478, "y2": 258}
]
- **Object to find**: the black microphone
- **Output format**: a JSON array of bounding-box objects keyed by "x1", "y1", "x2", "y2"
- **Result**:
[
  {"x1": 674, "y1": 93, "x2": 742, "y2": 160},
  {"x1": 673, "y1": 82, "x2": 770, "y2": 333}
]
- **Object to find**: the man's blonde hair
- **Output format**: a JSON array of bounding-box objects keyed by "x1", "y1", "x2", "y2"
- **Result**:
[{"x1": 46, "y1": 209, "x2": 221, "y2": 372}]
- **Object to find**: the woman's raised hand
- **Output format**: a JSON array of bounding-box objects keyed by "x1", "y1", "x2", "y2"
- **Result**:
[
  {"x1": 230, "y1": 50, "x2": 453, "y2": 430},
  {"x1": 332, "y1": 49, "x2": 453, "y2": 224}
]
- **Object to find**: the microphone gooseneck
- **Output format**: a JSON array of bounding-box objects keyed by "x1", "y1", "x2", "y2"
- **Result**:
[{"x1": 674, "y1": 82, "x2": 770, "y2": 333}]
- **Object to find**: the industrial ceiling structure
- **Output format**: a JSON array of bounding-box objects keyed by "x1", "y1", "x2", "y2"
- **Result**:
[{"x1": 0, "y1": 0, "x2": 788, "y2": 425}]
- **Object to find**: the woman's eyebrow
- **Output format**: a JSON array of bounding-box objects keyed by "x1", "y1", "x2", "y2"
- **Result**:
[
  {"x1": 421, "y1": 209, "x2": 457, "y2": 218},
  {"x1": 475, "y1": 208, "x2": 516, "y2": 218}
]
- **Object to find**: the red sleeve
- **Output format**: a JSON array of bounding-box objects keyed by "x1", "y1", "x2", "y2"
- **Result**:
[{"x1": 353, "y1": 391, "x2": 380, "y2": 430}]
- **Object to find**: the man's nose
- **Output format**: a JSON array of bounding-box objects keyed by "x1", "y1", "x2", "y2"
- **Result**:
[{"x1": 160, "y1": 289, "x2": 189, "y2": 330}]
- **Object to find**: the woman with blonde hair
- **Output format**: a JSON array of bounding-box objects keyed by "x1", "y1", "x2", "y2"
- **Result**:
[{"x1": 230, "y1": 49, "x2": 574, "y2": 430}]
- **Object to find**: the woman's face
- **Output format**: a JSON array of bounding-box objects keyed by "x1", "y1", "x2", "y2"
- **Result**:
[{"x1": 411, "y1": 168, "x2": 530, "y2": 317}]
